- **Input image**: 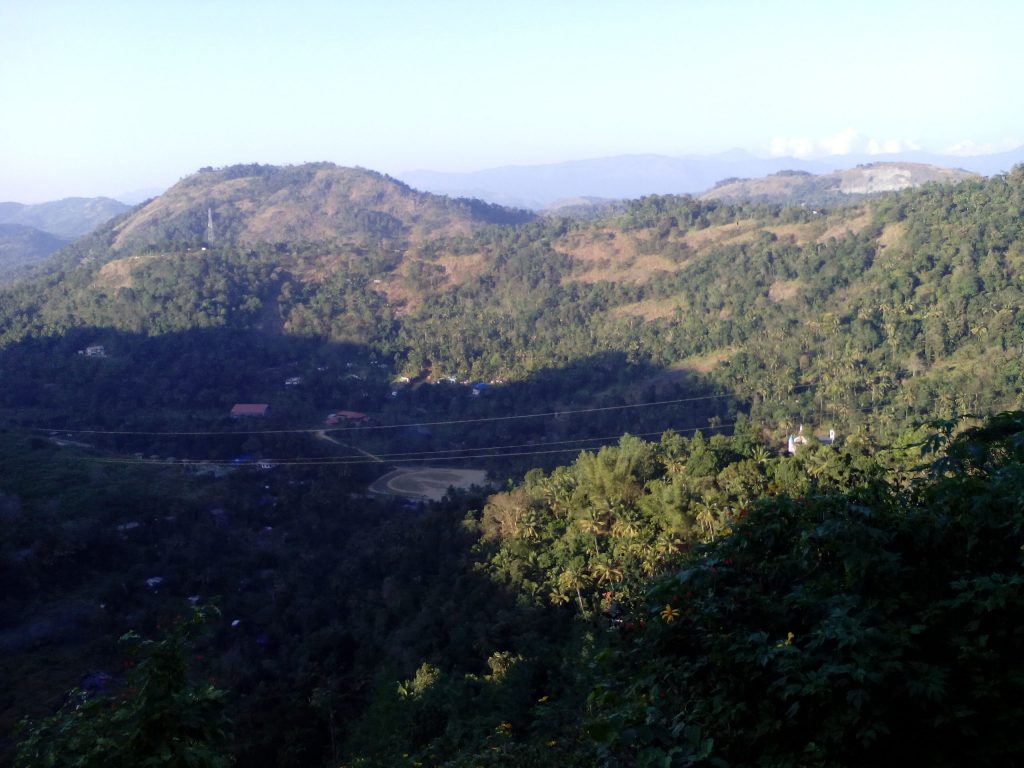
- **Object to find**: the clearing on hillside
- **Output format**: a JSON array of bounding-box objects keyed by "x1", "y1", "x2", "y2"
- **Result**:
[{"x1": 368, "y1": 467, "x2": 489, "y2": 502}]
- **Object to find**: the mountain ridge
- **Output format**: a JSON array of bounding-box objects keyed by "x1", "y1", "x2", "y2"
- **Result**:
[
  {"x1": 0, "y1": 196, "x2": 130, "y2": 239},
  {"x1": 105, "y1": 163, "x2": 533, "y2": 256},
  {"x1": 700, "y1": 162, "x2": 979, "y2": 205},
  {"x1": 398, "y1": 147, "x2": 1024, "y2": 208}
]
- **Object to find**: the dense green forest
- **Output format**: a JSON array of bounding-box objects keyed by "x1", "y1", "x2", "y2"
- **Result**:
[
  {"x1": 3, "y1": 163, "x2": 1021, "y2": 441},
  {"x1": 2, "y1": 163, "x2": 1024, "y2": 765},
  {"x1": 5, "y1": 413, "x2": 1024, "y2": 766}
]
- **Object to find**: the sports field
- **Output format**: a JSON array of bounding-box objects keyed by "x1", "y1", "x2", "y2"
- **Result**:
[{"x1": 368, "y1": 467, "x2": 489, "y2": 502}]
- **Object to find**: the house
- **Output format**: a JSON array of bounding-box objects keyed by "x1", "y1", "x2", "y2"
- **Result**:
[
  {"x1": 337, "y1": 410, "x2": 368, "y2": 422},
  {"x1": 786, "y1": 425, "x2": 810, "y2": 455},
  {"x1": 231, "y1": 403, "x2": 269, "y2": 418},
  {"x1": 325, "y1": 410, "x2": 369, "y2": 425}
]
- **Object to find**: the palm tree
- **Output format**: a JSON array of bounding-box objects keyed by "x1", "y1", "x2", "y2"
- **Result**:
[
  {"x1": 558, "y1": 566, "x2": 591, "y2": 615},
  {"x1": 804, "y1": 447, "x2": 837, "y2": 485},
  {"x1": 591, "y1": 558, "x2": 624, "y2": 586},
  {"x1": 750, "y1": 445, "x2": 772, "y2": 465},
  {"x1": 696, "y1": 500, "x2": 720, "y2": 542}
]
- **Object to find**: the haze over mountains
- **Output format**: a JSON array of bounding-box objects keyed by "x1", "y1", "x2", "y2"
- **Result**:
[
  {"x1": 700, "y1": 163, "x2": 979, "y2": 206},
  {"x1": 1, "y1": 145, "x2": 1015, "y2": 288},
  {"x1": 0, "y1": 197, "x2": 130, "y2": 240},
  {"x1": 0, "y1": 197, "x2": 131, "y2": 281},
  {"x1": 398, "y1": 145, "x2": 1024, "y2": 209}
]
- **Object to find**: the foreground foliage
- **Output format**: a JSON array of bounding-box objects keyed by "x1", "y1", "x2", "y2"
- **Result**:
[
  {"x1": 15, "y1": 609, "x2": 232, "y2": 768},
  {"x1": 339, "y1": 413, "x2": 1024, "y2": 766},
  {"x1": 8, "y1": 413, "x2": 1024, "y2": 766}
]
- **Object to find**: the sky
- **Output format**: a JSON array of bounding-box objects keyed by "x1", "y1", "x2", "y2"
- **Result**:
[{"x1": 1, "y1": 0, "x2": 1022, "y2": 202}]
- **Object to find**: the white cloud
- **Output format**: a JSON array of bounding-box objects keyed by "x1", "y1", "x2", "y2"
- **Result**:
[
  {"x1": 769, "y1": 136, "x2": 818, "y2": 159},
  {"x1": 865, "y1": 137, "x2": 921, "y2": 155},
  {"x1": 768, "y1": 129, "x2": 921, "y2": 159},
  {"x1": 820, "y1": 128, "x2": 861, "y2": 156},
  {"x1": 943, "y1": 137, "x2": 1021, "y2": 156}
]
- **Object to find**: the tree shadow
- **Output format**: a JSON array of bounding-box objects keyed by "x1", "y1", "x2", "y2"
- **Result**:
[
  {"x1": 0, "y1": 325, "x2": 743, "y2": 765},
  {"x1": 0, "y1": 326, "x2": 740, "y2": 480}
]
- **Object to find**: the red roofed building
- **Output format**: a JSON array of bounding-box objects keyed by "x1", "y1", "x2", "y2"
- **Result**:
[
  {"x1": 337, "y1": 410, "x2": 368, "y2": 422},
  {"x1": 231, "y1": 403, "x2": 270, "y2": 418},
  {"x1": 325, "y1": 410, "x2": 369, "y2": 425}
]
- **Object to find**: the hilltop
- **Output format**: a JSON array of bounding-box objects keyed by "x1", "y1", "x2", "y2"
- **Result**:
[
  {"x1": 105, "y1": 163, "x2": 533, "y2": 255},
  {"x1": 701, "y1": 162, "x2": 978, "y2": 206}
]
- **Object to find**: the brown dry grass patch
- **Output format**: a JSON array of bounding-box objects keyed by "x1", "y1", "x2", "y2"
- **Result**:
[
  {"x1": 436, "y1": 252, "x2": 488, "y2": 285},
  {"x1": 557, "y1": 228, "x2": 635, "y2": 264},
  {"x1": 612, "y1": 298, "x2": 686, "y2": 321},
  {"x1": 93, "y1": 254, "x2": 157, "y2": 291},
  {"x1": 377, "y1": 278, "x2": 416, "y2": 315},
  {"x1": 289, "y1": 252, "x2": 348, "y2": 284},
  {"x1": 112, "y1": 177, "x2": 255, "y2": 250},
  {"x1": 569, "y1": 254, "x2": 676, "y2": 285},
  {"x1": 766, "y1": 222, "x2": 821, "y2": 245},
  {"x1": 875, "y1": 221, "x2": 907, "y2": 256},
  {"x1": 557, "y1": 229, "x2": 679, "y2": 285},
  {"x1": 680, "y1": 220, "x2": 760, "y2": 249},
  {"x1": 817, "y1": 211, "x2": 873, "y2": 243},
  {"x1": 675, "y1": 347, "x2": 736, "y2": 374},
  {"x1": 768, "y1": 279, "x2": 804, "y2": 302}
]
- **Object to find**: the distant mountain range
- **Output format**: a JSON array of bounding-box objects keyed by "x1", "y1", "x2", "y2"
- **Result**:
[
  {"x1": 0, "y1": 197, "x2": 131, "y2": 282},
  {"x1": 700, "y1": 162, "x2": 979, "y2": 207},
  {"x1": 398, "y1": 146, "x2": 1024, "y2": 209},
  {"x1": 0, "y1": 196, "x2": 130, "y2": 239}
]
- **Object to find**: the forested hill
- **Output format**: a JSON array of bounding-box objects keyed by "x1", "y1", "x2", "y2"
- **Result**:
[
  {"x1": 4, "y1": 164, "x2": 1024, "y2": 766},
  {"x1": 0, "y1": 164, "x2": 1022, "y2": 440},
  {"x1": 104, "y1": 163, "x2": 534, "y2": 256},
  {"x1": 0, "y1": 224, "x2": 67, "y2": 282},
  {"x1": 0, "y1": 197, "x2": 133, "y2": 285}
]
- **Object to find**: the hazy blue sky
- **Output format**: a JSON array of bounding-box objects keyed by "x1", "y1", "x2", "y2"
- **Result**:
[{"x1": 2, "y1": 0, "x2": 1021, "y2": 201}]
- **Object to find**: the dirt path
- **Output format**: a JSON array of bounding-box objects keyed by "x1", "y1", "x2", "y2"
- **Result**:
[{"x1": 314, "y1": 429, "x2": 384, "y2": 463}]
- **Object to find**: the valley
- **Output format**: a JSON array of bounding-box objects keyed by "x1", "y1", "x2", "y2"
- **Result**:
[{"x1": 2, "y1": 162, "x2": 1023, "y2": 767}]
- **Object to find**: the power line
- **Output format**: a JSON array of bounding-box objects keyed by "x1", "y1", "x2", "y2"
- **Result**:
[
  {"x1": 78, "y1": 397, "x2": 916, "y2": 469},
  {"x1": 88, "y1": 422, "x2": 734, "y2": 467},
  {"x1": 27, "y1": 387, "x2": 791, "y2": 437}
]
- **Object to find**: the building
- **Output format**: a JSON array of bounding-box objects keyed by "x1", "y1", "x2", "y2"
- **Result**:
[
  {"x1": 231, "y1": 403, "x2": 270, "y2": 418},
  {"x1": 326, "y1": 410, "x2": 369, "y2": 425},
  {"x1": 786, "y1": 425, "x2": 809, "y2": 455}
]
